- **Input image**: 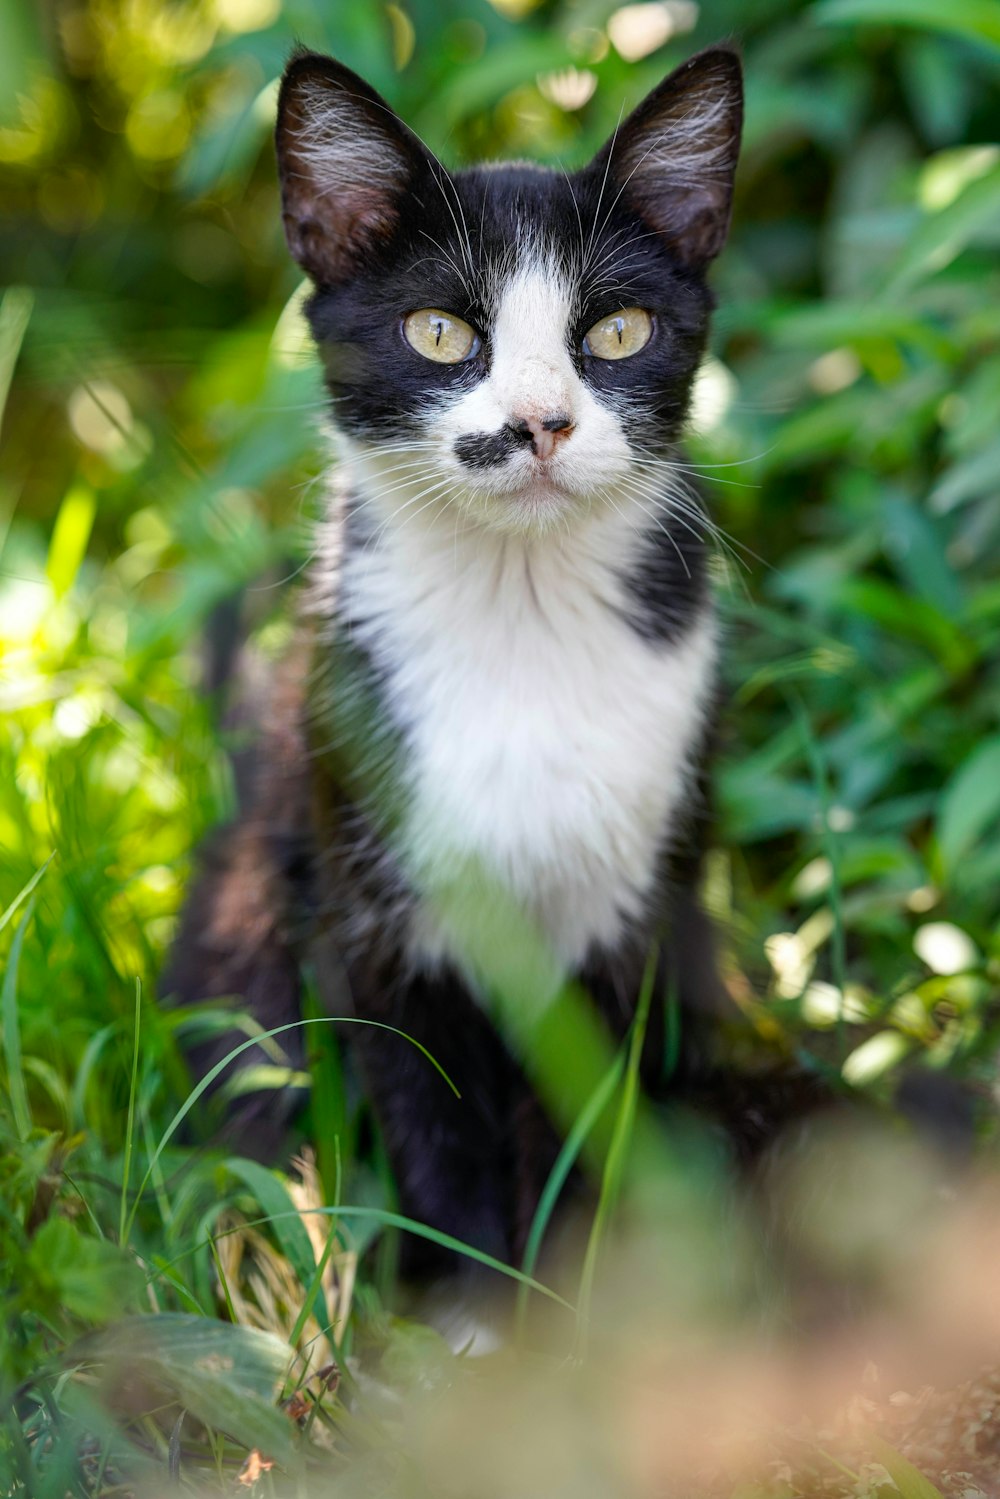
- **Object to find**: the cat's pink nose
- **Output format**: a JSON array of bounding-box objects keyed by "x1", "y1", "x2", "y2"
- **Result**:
[{"x1": 509, "y1": 412, "x2": 575, "y2": 461}]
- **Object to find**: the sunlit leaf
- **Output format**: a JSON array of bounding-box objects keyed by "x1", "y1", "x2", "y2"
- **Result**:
[
  {"x1": 869, "y1": 1436, "x2": 947, "y2": 1499},
  {"x1": 937, "y1": 735, "x2": 1000, "y2": 876},
  {"x1": 889, "y1": 164, "x2": 1000, "y2": 288},
  {"x1": 813, "y1": 0, "x2": 1000, "y2": 53},
  {"x1": 842, "y1": 1029, "x2": 912, "y2": 1085}
]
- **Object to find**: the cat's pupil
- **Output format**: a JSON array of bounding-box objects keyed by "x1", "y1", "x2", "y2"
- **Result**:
[{"x1": 434, "y1": 320, "x2": 444, "y2": 346}]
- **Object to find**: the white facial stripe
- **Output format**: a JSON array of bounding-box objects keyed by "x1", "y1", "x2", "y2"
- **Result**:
[{"x1": 488, "y1": 258, "x2": 577, "y2": 424}]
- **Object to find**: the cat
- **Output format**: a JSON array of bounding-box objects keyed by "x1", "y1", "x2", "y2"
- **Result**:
[{"x1": 165, "y1": 43, "x2": 812, "y2": 1292}]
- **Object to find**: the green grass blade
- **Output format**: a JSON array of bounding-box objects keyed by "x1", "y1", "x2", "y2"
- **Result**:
[
  {"x1": 0, "y1": 284, "x2": 33, "y2": 438},
  {"x1": 287, "y1": 1216, "x2": 342, "y2": 1354},
  {"x1": 70, "y1": 1020, "x2": 117, "y2": 1129},
  {"x1": 1, "y1": 899, "x2": 36, "y2": 1141},
  {"x1": 119, "y1": 979, "x2": 142, "y2": 1247},
  {"x1": 515, "y1": 1045, "x2": 626, "y2": 1338},
  {"x1": 152, "y1": 1206, "x2": 575, "y2": 1312},
  {"x1": 209, "y1": 1233, "x2": 239, "y2": 1325},
  {"x1": 937, "y1": 733, "x2": 1000, "y2": 877},
  {"x1": 302, "y1": 976, "x2": 349, "y2": 1205},
  {"x1": 0, "y1": 855, "x2": 53, "y2": 939},
  {"x1": 125, "y1": 1015, "x2": 460, "y2": 1242},
  {"x1": 574, "y1": 946, "x2": 657, "y2": 1359},
  {"x1": 302, "y1": 1207, "x2": 575, "y2": 1313}
]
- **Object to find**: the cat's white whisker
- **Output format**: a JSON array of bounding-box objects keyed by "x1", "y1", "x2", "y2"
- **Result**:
[
  {"x1": 583, "y1": 100, "x2": 626, "y2": 272},
  {"x1": 426, "y1": 162, "x2": 477, "y2": 290},
  {"x1": 620, "y1": 466, "x2": 757, "y2": 573}
]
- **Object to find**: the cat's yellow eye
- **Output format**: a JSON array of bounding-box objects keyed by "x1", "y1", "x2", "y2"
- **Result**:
[
  {"x1": 403, "y1": 309, "x2": 480, "y2": 364},
  {"x1": 582, "y1": 308, "x2": 653, "y2": 361}
]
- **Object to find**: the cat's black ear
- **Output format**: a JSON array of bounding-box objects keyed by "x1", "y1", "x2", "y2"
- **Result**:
[
  {"x1": 276, "y1": 51, "x2": 430, "y2": 285},
  {"x1": 590, "y1": 45, "x2": 743, "y2": 269}
]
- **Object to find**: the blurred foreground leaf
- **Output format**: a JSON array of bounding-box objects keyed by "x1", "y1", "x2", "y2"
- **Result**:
[
  {"x1": 869, "y1": 1437, "x2": 947, "y2": 1499},
  {"x1": 77, "y1": 1313, "x2": 297, "y2": 1465}
]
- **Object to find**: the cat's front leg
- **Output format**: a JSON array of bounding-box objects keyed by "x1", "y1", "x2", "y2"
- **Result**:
[{"x1": 345, "y1": 963, "x2": 525, "y2": 1278}]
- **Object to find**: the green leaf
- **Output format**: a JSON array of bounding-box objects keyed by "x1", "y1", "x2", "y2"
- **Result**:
[
  {"x1": 813, "y1": 0, "x2": 1000, "y2": 53},
  {"x1": 0, "y1": 284, "x2": 33, "y2": 430},
  {"x1": 763, "y1": 299, "x2": 951, "y2": 357},
  {"x1": 937, "y1": 735, "x2": 1000, "y2": 876},
  {"x1": 869, "y1": 1436, "x2": 947, "y2": 1499},
  {"x1": 834, "y1": 578, "x2": 971, "y2": 674},
  {"x1": 575, "y1": 949, "x2": 656, "y2": 1358},
  {"x1": 27, "y1": 1217, "x2": 143, "y2": 1323},
  {"x1": 889, "y1": 164, "x2": 1000, "y2": 288},
  {"x1": 881, "y1": 495, "x2": 963, "y2": 617},
  {"x1": 931, "y1": 435, "x2": 1000, "y2": 513},
  {"x1": 0, "y1": 4, "x2": 46, "y2": 131},
  {"x1": 76, "y1": 1314, "x2": 297, "y2": 1464},
  {"x1": 120, "y1": 979, "x2": 141, "y2": 1248}
]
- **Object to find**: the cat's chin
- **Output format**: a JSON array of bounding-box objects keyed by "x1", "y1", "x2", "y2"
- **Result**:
[{"x1": 469, "y1": 480, "x2": 586, "y2": 537}]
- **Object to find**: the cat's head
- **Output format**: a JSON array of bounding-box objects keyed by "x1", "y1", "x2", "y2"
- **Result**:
[{"x1": 276, "y1": 46, "x2": 742, "y2": 535}]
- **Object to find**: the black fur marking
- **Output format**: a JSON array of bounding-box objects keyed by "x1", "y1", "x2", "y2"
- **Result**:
[
  {"x1": 619, "y1": 497, "x2": 710, "y2": 644},
  {"x1": 454, "y1": 426, "x2": 524, "y2": 468}
]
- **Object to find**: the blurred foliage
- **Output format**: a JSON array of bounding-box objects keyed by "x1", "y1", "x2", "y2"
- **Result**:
[{"x1": 2, "y1": 0, "x2": 1000, "y2": 1492}]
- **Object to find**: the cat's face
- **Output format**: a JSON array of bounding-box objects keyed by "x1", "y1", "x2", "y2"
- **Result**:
[{"x1": 276, "y1": 48, "x2": 742, "y2": 535}]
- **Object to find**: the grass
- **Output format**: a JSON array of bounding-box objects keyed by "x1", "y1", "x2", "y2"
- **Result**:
[{"x1": 3, "y1": 0, "x2": 1000, "y2": 1491}]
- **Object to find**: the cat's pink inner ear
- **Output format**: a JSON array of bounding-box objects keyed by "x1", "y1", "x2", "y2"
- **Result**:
[
  {"x1": 603, "y1": 46, "x2": 743, "y2": 268},
  {"x1": 276, "y1": 57, "x2": 417, "y2": 285}
]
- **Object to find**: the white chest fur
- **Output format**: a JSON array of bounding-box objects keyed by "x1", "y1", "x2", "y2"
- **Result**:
[{"x1": 338, "y1": 501, "x2": 716, "y2": 983}]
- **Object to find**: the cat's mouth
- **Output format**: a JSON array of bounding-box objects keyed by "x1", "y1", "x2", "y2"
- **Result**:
[
  {"x1": 468, "y1": 438, "x2": 583, "y2": 489},
  {"x1": 485, "y1": 462, "x2": 581, "y2": 504},
  {"x1": 518, "y1": 467, "x2": 577, "y2": 497}
]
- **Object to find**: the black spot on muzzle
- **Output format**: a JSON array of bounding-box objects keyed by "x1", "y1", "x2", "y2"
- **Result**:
[{"x1": 454, "y1": 423, "x2": 533, "y2": 469}]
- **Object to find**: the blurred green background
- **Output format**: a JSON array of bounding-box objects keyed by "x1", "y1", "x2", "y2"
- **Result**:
[{"x1": 2, "y1": 0, "x2": 1000, "y2": 1489}]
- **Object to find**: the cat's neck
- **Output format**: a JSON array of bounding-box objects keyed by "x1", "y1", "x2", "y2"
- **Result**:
[{"x1": 321, "y1": 438, "x2": 707, "y2": 652}]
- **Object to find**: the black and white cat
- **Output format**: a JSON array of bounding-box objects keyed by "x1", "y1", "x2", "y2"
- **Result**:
[{"x1": 168, "y1": 45, "x2": 793, "y2": 1282}]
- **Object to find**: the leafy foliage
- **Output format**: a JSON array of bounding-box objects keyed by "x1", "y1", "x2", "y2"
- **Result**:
[{"x1": 2, "y1": 0, "x2": 999, "y2": 1493}]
